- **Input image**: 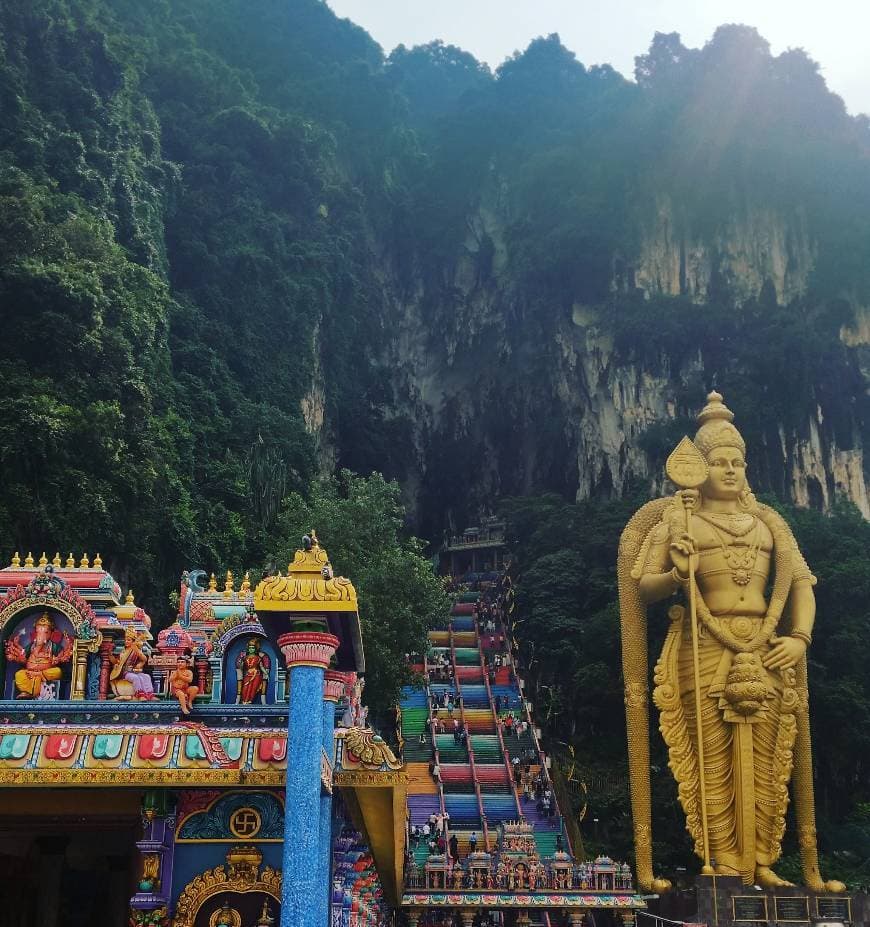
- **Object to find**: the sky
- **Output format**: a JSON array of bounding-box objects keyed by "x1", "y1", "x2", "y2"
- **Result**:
[{"x1": 326, "y1": 0, "x2": 869, "y2": 116}]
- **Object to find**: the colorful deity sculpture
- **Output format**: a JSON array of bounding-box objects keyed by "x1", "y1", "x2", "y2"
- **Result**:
[
  {"x1": 619, "y1": 392, "x2": 845, "y2": 892},
  {"x1": 110, "y1": 627, "x2": 155, "y2": 700},
  {"x1": 235, "y1": 637, "x2": 270, "y2": 705},
  {"x1": 256, "y1": 899, "x2": 275, "y2": 926},
  {"x1": 4, "y1": 611, "x2": 73, "y2": 698},
  {"x1": 170, "y1": 654, "x2": 199, "y2": 714},
  {"x1": 210, "y1": 901, "x2": 241, "y2": 927}
]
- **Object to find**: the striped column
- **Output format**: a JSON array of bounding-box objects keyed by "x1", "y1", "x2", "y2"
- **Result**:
[
  {"x1": 318, "y1": 670, "x2": 348, "y2": 927},
  {"x1": 278, "y1": 631, "x2": 339, "y2": 927}
]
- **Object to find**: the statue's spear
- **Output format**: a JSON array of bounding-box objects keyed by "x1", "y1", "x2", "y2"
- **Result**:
[{"x1": 666, "y1": 436, "x2": 714, "y2": 876}]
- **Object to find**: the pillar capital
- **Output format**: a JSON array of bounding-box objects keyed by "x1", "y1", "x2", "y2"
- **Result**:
[
  {"x1": 323, "y1": 669, "x2": 349, "y2": 703},
  {"x1": 278, "y1": 631, "x2": 340, "y2": 670}
]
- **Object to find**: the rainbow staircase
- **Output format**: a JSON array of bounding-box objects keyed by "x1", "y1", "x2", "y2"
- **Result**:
[{"x1": 399, "y1": 585, "x2": 566, "y2": 868}]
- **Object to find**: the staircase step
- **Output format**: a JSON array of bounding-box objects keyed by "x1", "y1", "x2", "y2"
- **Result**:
[
  {"x1": 482, "y1": 796, "x2": 519, "y2": 824},
  {"x1": 469, "y1": 735, "x2": 502, "y2": 764},
  {"x1": 444, "y1": 794, "x2": 481, "y2": 826},
  {"x1": 407, "y1": 794, "x2": 441, "y2": 825},
  {"x1": 402, "y1": 736, "x2": 433, "y2": 762},
  {"x1": 406, "y1": 762, "x2": 440, "y2": 794},
  {"x1": 476, "y1": 764, "x2": 511, "y2": 786},
  {"x1": 454, "y1": 647, "x2": 480, "y2": 666},
  {"x1": 450, "y1": 616, "x2": 476, "y2": 631},
  {"x1": 435, "y1": 735, "x2": 467, "y2": 763},
  {"x1": 440, "y1": 763, "x2": 473, "y2": 784},
  {"x1": 444, "y1": 828, "x2": 482, "y2": 858}
]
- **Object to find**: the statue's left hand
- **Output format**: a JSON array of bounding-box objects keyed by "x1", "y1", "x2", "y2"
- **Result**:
[{"x1": 762, "y1": 635, "x2": 807, "y2": 671}]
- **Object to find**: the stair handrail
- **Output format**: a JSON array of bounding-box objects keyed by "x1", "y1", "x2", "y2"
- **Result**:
[
  {"x1": 476, "y1": 609, "x2": 524, "y2": 819},
  {"x1": 450, "y1": 608, "x2": 489, "y2": 851},
  {"x1": 423, "y1": 653, "x2": 447, "y2": 824},
  {"x1": 497, "y1": 598, "x2": 568, "y2": 849}
]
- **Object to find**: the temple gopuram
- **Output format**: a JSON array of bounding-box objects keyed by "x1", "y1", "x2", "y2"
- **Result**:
[{"x1": 0, "y1": 543, "x2": 643, "y2": 927}]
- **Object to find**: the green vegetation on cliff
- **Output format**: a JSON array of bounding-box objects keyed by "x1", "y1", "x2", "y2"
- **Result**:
[{"x1": 3, "y1": 2, "x2": 869, "y2": 594}]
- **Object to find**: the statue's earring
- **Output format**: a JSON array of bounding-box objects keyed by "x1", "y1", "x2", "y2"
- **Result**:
[{"x1": 737, "y1": 485, "x2": 757, "y2": 512}]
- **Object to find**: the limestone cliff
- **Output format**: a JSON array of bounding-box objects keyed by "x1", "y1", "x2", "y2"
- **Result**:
[
  {"x1": 370, "y1": 195, "x2": 870, "y2": 529},
  {"x1": 632, "y1": 196, "x2": 816, "y2": 305}
]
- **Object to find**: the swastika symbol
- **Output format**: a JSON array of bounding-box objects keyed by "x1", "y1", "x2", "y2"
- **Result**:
[{"x1": 229, "y1": 807, "x2": 261, "y2": 839}]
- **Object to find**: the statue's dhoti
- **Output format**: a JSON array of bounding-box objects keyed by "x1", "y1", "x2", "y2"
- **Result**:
[
  {"x1": 656, "y1": 613, "x2": 798, "y2": 883},
  {"x1": 15, "y1": 666, "x2": 62, "y2": 698}
]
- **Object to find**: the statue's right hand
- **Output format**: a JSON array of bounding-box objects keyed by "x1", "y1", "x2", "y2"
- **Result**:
[
  {"x1": 669, "y1": 532, "x2": 698, "y2": 578},
  {"x1": 677, "y1": 489, "x2": 700, "y2": 507}
]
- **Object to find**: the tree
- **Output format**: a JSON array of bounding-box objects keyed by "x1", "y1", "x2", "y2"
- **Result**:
[{"x1": 271, "y1": 471, "x2": 449, "y2": 717}]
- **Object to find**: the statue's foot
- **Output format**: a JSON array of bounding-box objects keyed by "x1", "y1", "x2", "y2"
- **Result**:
[
  {"x1": 755, "y1": 867, "x2": 794, "y2": 888},
  {"x1": 823, "y1": 880, "x2": 847, "y2": 894},
  {"x1": 637, "y1": 874, "x2": 671, "y2": 894}
]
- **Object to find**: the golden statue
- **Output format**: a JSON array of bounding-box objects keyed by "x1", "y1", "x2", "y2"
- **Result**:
[{"x1": 618, "y1": 392, "x2": 845, "y2": 892}]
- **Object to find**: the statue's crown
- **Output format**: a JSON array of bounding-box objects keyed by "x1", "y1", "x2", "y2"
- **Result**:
[
  {"x1": 694, "y1": 391, "x2": 745, "y2": 457},
  {"x1": 697, "y1": 390, "x2": 734, "y2": 426},
  {"x1": 35, "y1": 612, "x2": 54, "y2": 629}
]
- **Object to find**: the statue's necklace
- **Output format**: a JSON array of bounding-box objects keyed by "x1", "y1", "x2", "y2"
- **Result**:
[
  {"x1": 697, "y1": 513, "x2": 761, "y2": 586},
  {"x1": 696, "y1": 511, "x2": 756, "y2": 537}
]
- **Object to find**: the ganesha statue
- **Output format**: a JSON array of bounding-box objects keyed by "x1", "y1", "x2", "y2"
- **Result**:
[{"x1": 5, "y1": 611, "x2": 73, "y2": 698}]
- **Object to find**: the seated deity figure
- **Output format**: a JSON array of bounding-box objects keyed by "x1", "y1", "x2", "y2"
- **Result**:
[
  {"x1": 235, "y1": 637, "x2": 270, "y2": 704},
  {"x1": 109, "y1": 628, "x2": 154, "y2": 700},
  {"x1": 255, "y1": 899, "x2": 275, "y2": 927},
  {"x1": 4, "y1": 612, "x2": 73, "y2": 698},
  {"x1": 621, "y1": 392, "x2": 843, "y2": 892},
  {"x1": 170, "y1": 654, "x2": 199, "y2": 714}
]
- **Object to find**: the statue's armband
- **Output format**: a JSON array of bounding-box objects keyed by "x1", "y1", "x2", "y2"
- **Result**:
[{"x1": 632, "y1": 521, "x2": 670, "y2": 580}]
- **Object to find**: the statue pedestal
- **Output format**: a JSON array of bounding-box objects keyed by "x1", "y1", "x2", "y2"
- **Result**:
[{"x1": 695, "y1": 874, "x2": 868, "y2": 927}]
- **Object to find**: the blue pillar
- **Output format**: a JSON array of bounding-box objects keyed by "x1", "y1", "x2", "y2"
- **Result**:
[
  {"x1": 279, "y1": 632, "x2": 339, "y2": 927},
  {"x1": 318, "y1": 671, "x2": 348, "y2": 927}
]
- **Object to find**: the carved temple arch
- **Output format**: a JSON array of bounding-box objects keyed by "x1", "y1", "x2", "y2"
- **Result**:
[
  {"x1": 0, "y1": 582, "x2": 103, "y2": 699},
  {"x1": 171, "y1": 846, "x2": 281, "y2": 927},
  {"x1": 211, "y1": 620, "x2": 267, "y2": 656},
  {"x1": 0, "y1": 594, "x2": 101, "y2": 647}
]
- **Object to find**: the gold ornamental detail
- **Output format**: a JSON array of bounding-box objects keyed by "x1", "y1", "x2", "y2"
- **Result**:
[
  {"x1": 172, "y1": 846, "x2": 280, "y2": 927},
  {"x1": 340, "y1": 727, "x2": 402, "y2": 770},
  {"x1": 254, "y1": 533, "x2": 357, "y2": 612}
]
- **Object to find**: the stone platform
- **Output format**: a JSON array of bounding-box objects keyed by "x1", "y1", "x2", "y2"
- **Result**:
[{"x1": 695, "y1": 874, "x2": 868, "y2": 927}]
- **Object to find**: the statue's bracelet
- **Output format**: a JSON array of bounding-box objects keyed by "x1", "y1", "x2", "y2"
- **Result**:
[
  {"x1": 670, "y1": 566, "x2": 690, "y2": 587},
  {"x1": 791, "y1": 630, "x2": 812, "y2": 646}
]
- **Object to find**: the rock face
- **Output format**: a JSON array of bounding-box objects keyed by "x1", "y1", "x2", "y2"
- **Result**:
[
  {"x1": 367, "y1": 196, "x2": 869, "y2": 527},
  {"x1": 633, "y1": 196, "x2": 816, "y2": 306},
  {"x1": 783, "y1": 418, "x2": 869, "y2": 517}
]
